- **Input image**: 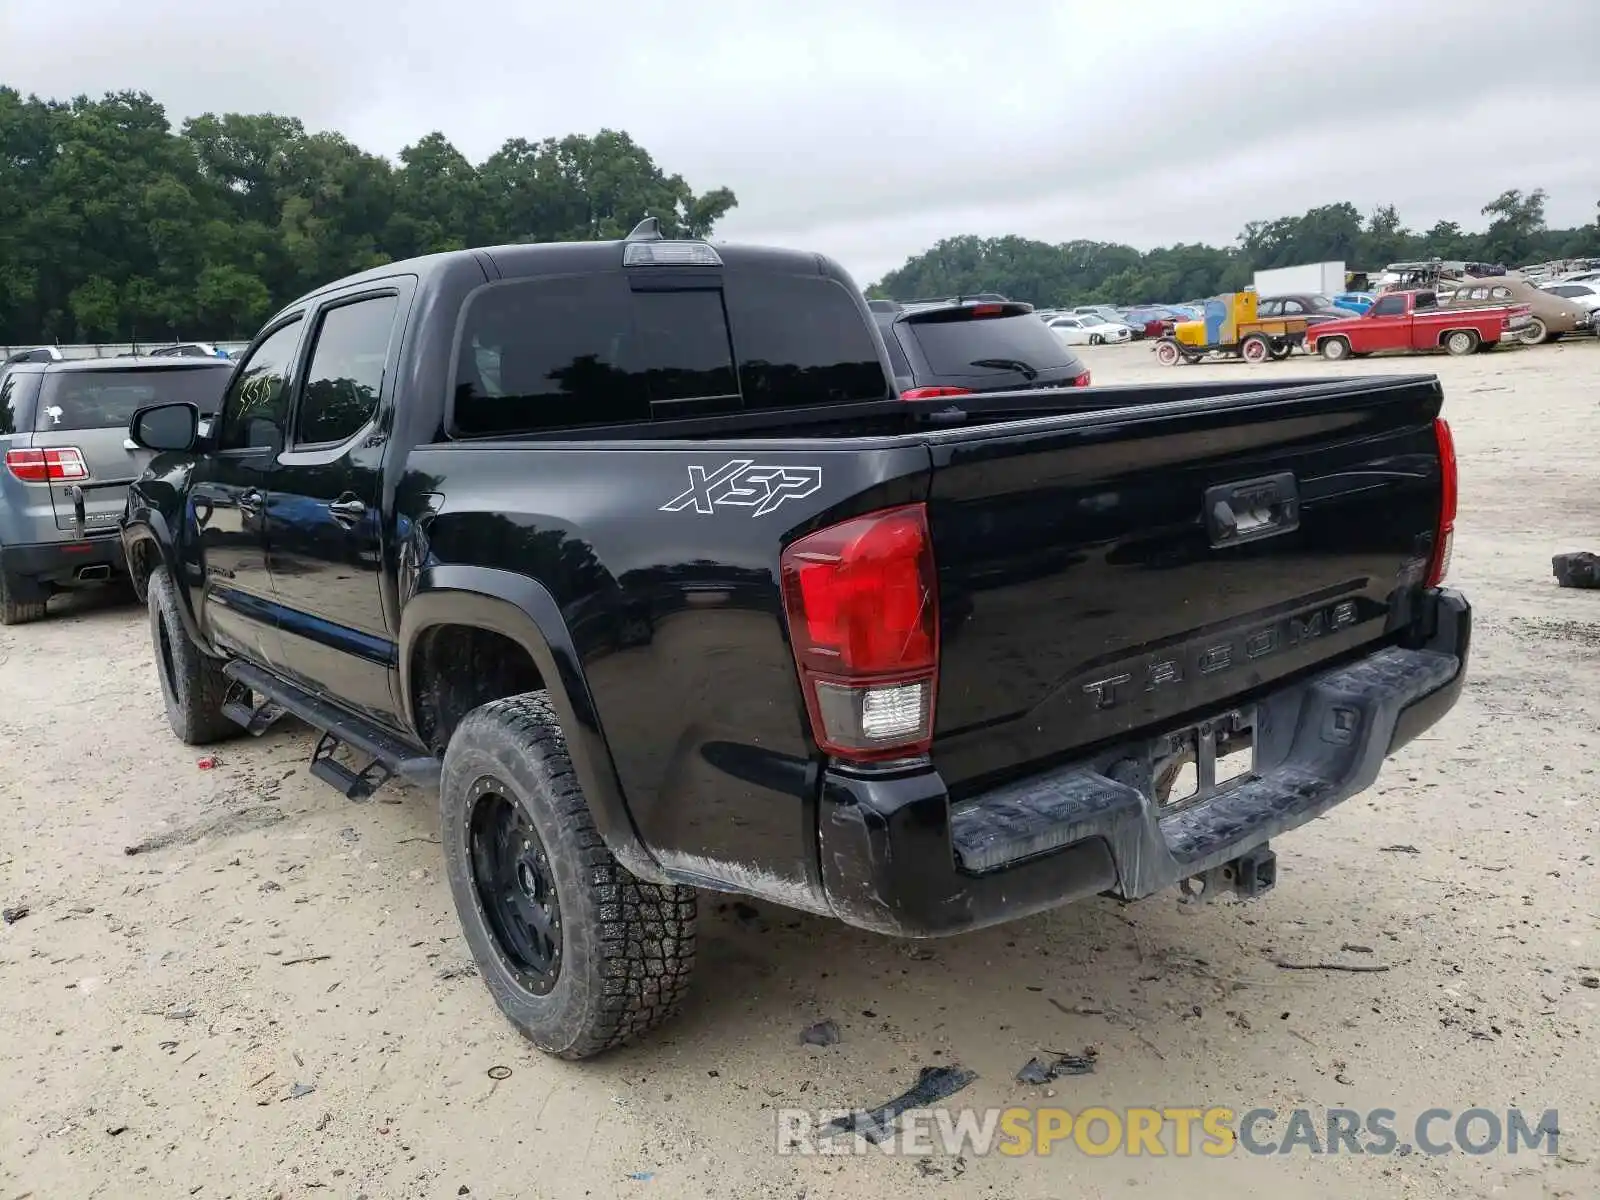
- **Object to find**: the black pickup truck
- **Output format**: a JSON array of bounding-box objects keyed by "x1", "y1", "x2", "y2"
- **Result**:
[{"x1": 121, "y1": 221, "x2": 1470, "y2": 1059}]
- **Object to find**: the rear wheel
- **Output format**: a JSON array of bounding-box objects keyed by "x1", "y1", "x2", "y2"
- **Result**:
[
  {"x1": 1153, "y1": 339, "x2": 1182, "y2": 366},
  {"x1": 1240, "y1": 334, "x2": 1271, "y2": 363},
  {"x1": 147, "y1": 566, "x2": 239, "y2": 744},
  {"x1": 1320, "y1": 336, "x2": 1352, "y2": 362},
  {"x1": 1444, "y1": 329, "x2": 1478, "y2": 356},
  {"x1": 1517, "y1": 317, "x2": 1548, "y2": 346},
  {"x1": 1270, "y1": 342, "x2": 1293, "y2": 360},
  {"x1": 0, "y1": 572, "x2": 47, "y2": 626},
  {"x1": 441, "y1": 693, "x2": 697, "y2": 1059}
]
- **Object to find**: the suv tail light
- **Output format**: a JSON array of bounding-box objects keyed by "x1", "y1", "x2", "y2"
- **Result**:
[
  {"x1": 900, "y1": 386, "x2": 973, "y2": 401},
  {"x1": 5, "y1": 447, "x2": 89, "y2": 483},
  {"x1": 780, "y1": 504, "x2": 939, "y2": 761},
  {"x1": 1072, "y1": 369, "x2": 1092, "y2": 387},
  {"x1": 1426, "y1": 417, "x2": 1456, "y2": 587}
]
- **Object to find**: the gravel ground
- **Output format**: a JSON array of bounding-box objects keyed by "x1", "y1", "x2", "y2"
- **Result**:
[{"x1": 2, "y1": 337, "x2": 1597, "y2": 1200}]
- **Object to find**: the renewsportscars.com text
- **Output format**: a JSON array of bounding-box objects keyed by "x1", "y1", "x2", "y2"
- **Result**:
[{"x1": 776, "y1": 1106, "x2": 1560, "y2": 1158}]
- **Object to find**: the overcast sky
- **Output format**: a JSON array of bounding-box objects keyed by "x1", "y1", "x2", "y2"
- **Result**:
[{"x1": 5, "y1": 0, "x2": 1598, "y2": 285}]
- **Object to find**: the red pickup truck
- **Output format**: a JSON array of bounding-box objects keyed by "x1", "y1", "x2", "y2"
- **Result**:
[{"x1": 1305, "y1": 289, "x2": 1530, "y2": 360}]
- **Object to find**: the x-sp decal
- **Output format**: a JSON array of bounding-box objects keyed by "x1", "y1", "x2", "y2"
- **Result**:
[{"x1": 660, "y1": 460, "x2": 823, "y2": 517}]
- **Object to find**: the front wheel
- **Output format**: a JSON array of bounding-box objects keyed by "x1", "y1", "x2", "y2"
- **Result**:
[
  {"x1": 441, "y1": 693, "x2": 698, "y2": 1059},
  {"x1": 1089, "y1": 333, "x2": 1104, "y2": 346},
  {"x1": 1153, "y1": 339, "x2": 1182, "y2": 366},
  {"x1": 1320, "y1": 336, "x2": 1352, "y2": 361},
  {"x1": 1518, "y1": 318, "x2": 1548, "y2": 346},
  {"x1": 1444, "y1": 330, "x2": 1478, "y2": 356}
]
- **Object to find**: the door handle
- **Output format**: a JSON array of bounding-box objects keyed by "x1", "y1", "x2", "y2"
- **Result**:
[
  {"x1": 328, "y1": 495, "x2": 366, "y2": 526},
  {"x1": 237, "y1": 489, "x2": 264, "y2": 516}
]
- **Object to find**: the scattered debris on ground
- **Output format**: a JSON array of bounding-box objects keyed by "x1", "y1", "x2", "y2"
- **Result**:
[
  {"x1": 1016, "y1": 1049, "x2": 1097, "y2": 1085},
  {"x1": 800, "y1": 1019, "x2": 840, "y2": 1047},
  {"x1": 2, "y1": 904, "x2": 28, "y2": 925},
  {"x1": 821, "y1": 1066, "x2": 978, "y2": 1144},
  {"x1": 1552, "y1": 551, "x2": 1600, "y2": 589}
]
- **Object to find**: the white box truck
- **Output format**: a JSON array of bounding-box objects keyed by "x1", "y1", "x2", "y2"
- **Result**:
[{"x1": 1253, "y1": 262, "x2": 1345, "y2": 297}]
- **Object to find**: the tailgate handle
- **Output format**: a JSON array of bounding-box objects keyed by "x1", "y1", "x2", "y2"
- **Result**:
[{"x1": 1205, "y1": 472, "x2": 1299, "y2": 548}]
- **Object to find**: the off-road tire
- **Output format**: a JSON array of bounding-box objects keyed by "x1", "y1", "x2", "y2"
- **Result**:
[
  {"x1": 1320, "y1": 336, "x2": 1352, "y2": 361},
  {"x1": 147, "y1": 566, "x2": 238, "y2": 744},
  {"x1": 440, "y1": 693, "x2": 697, "y2": 1059},
  {"x1": 0, "y1": 572, "x2": 47, "y2": 626}
]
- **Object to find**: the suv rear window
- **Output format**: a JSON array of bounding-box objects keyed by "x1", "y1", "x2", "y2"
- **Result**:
[
  {"x1": 453, "y1": 270, "x2": 887, "y2": 437},
  {"x1": 35, "y1": 366, "x2": 232, "y2": 432},
  {"x1": 902, "y1": 311, "x2": 1077, "y2": 377}
]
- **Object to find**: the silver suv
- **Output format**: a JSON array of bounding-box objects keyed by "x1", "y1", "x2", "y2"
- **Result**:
[{"x1": 0, "y1": 356, "x2": 233, "y2": 624}]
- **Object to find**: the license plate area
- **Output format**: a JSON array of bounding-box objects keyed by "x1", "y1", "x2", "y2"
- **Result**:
[{"x1": 1153, "y1": 709, "x2": 1255, "y2": 815}]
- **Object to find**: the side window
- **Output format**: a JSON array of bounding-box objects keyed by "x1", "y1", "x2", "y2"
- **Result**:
[
  {"x1": 1414, "y1": 292, "x2": 1437, "y2": 311},
  {"x1": 215, "y1": 320, "x2": 304, "y2": 453},
  {"x1": 295, "y1": 295, "x2": 399, "y2": 446},
  {"x1": 1371, "y1": 295, "x2": 1407, "y2": 318},
  {"x1": 1469, "y1": 287, "x2": 1490, "y2": 301},
  {"x1": 1491, "y1": 287, "x2": 1513, "y2": 300},
  {"x1": 1282, "y1": 299, "x2": 1305, "y2": 314},
  {"x1": 1258, "y1": 301, "x2": 1280, "y2": 317}
]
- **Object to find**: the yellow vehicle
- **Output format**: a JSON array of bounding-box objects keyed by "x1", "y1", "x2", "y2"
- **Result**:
[{"x1": 1152, "y1": 291, "x2": 1310, "y2": 365}]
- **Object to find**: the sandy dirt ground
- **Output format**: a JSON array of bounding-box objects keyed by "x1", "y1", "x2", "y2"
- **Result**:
[{"x1": 2, "y1": 337, "x2": 1598, "y2": 1200}]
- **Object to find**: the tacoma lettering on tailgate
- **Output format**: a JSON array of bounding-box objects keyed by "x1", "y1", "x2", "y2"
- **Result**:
[{"x1": 1081, "y1": 599, "x2": 1360, "y2": 711}]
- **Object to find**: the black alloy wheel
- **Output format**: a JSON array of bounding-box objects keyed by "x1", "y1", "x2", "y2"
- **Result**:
[{"x1": 468, "y1": 777, "x2": 562, "y2": 995}]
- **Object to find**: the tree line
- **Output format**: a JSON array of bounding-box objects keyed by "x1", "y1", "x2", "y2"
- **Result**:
[
  {"x1": 0, "y1": 88, "x2": 737, "y2": 345},
  {"x1": 870, "y1": 192, "x2": 1600, "y2": 307},
  {"x1": 4, "y1": 85, "x2": 1598, "y2": 344}
]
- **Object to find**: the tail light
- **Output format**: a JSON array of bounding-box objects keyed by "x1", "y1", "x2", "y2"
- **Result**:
[
  {"x1": 1426, "y1": 417, "x2": 1456, "y2": 587},
  {"x1": 5, "y1": 447, "x2": 89, "y2": 482},
  {"x1": 969, "y1": 304, "x2": 1004, "y2": 317},
  {"x1": 780, "y1": 504, "x2": 939, "y2": 762},
  {"x1": 1072, "y1": 370, "x2": 1092, "y2": 387},
  {"x1": 900, "y1": 386, "x2": 973, "y2": 401}
]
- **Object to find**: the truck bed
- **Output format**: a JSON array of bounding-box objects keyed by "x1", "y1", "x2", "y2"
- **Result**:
[{"x1": 412, "y1": 371, "x2": 1451, "y2": 912}]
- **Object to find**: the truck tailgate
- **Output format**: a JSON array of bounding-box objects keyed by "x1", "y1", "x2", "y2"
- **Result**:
[{"x1": 924, "y1": 377, "x2": 1446, "y2": 791}]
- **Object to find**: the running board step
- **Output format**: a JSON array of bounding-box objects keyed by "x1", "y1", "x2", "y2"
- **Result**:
[
  {"x1": 220, "y1": 680, "x2": 288, "y2": 736},
  {"x1": 221, "y1": 660, "x2": 442, "y2": 793},
  {"x1": 310, "y1": 731, "x2": 392, "y2": 802}
]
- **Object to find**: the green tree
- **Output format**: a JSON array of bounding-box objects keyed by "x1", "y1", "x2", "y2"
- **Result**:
[{"x1": 0, "y1": 87, "x2": 738, "y2": 345}]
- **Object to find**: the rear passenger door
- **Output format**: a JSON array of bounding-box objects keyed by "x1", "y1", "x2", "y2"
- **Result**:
[{"x1": 265, "y1": 284, "x2": 410, "y2": 725}]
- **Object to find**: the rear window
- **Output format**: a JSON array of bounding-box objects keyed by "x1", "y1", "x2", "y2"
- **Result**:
[
  {"x1": 453, "y1": 269, "x2": 887, "y2": 436},
  {"x1": 723, "y1": 273, "x2": 887, "y2": 411},
  {"x1": 35, "y1": 366, "x2": 232, "y2": 433},
  {"x1": 903, "y1": 312, "x2": 1076, "y2": 377}
]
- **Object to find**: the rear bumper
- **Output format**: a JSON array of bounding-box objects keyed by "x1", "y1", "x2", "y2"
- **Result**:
[
  {"x1": 817, "y1": 588, "x2": 1471, "y2": 936},
  {"x1": 0, "y1": 535, "x2": 127, "y2": 586}
]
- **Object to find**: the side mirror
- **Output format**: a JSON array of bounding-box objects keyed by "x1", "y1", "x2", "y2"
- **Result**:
[{"x1": 129, "y1": 401, "x2": 200, "y2": 452}]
